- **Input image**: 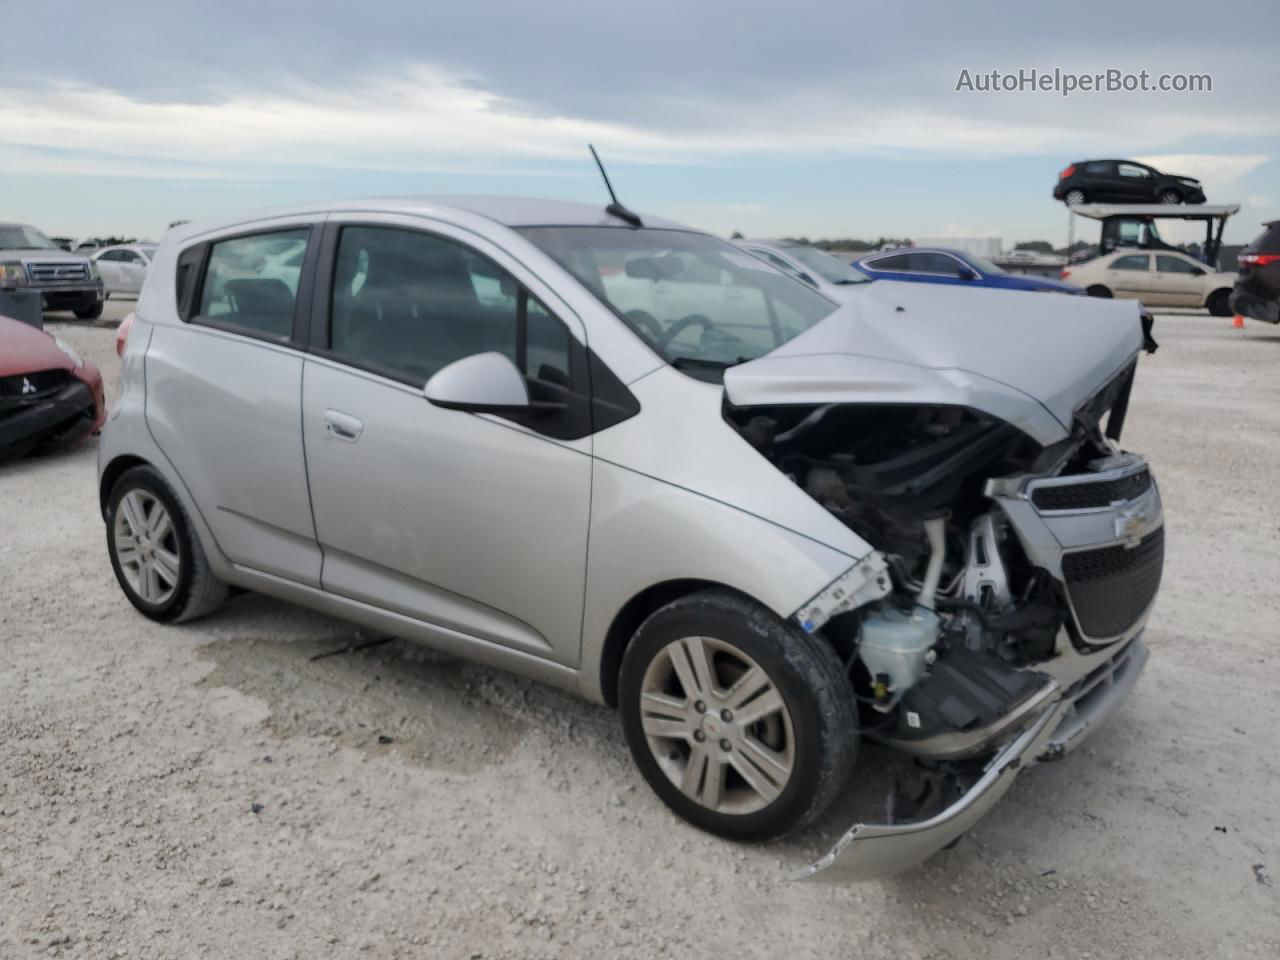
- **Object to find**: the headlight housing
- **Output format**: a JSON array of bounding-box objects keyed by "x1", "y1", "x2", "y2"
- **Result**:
[
  {"x1": 53, "y1": 336, "x2": 84, "y2": 368},
  {"x1": 87, "y1": 261, "x2": 101, "y2": 281},
  {"x1": 0, "y1": 262, "x2": 27, "y2": 287}
]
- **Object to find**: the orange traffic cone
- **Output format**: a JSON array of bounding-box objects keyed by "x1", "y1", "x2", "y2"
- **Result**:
[{"x1": 1232, "y1": 314, "x2": 1245, "y2": 328}]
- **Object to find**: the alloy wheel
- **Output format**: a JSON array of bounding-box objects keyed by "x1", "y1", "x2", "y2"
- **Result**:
[
  {"x1": 1065, "y1": 189, "x2": 1086, "y2": 205},
  {"x1": 638, "y1": 636, "x2": 795, "y2": 815},
  {"x1": 113, "y1": 490, "x2": 181, "y2": 605}
]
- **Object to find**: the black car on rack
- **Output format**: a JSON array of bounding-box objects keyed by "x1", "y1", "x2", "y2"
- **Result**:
[
  {"x1": 1230, "y1": 221, "x2": 1280, "y2": 324},
  {"x1": 1054, "y1": 159, "x2": 1206, "y2": 206}
]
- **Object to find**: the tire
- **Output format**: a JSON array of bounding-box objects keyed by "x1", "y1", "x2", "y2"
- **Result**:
[
  {"x1": 1158, "y1": 189, "x2": 1181, "y2": 205},
  {"x1": 618, "y1": 590, "x2": 857, "y2": 841},
  {"x1": 1207, "y1": 288, "x2": 1233, "y2": 317},
  {"x1": 105, "y1": 465, "x2": 228, "y2": 623},
  {"x1": 1064, "y1": 189, "x2": 1087, "y2": 206},
  {"x1": 1086, "y1": 285, "x2": 1113, "y2": 298},
  {"x1": 74, "y1": 303, "x2": 104, "y2": 320}
]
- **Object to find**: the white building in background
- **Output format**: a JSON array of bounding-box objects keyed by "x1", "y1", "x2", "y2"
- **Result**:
[{"x1": 915, "y1": 236, "x2": 1003, "y2": 258}]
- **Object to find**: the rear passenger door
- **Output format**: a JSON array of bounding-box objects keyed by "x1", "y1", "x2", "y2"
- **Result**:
[
  {"x1": 299, "y1": 217, "x2": 596, "y2": 665},
  {"x1": 1105, "y1": 253, "x2": 1153, "y2": 300},
  {"x1": 143, "y1": 220, "x2": 324, "y2": 586}
]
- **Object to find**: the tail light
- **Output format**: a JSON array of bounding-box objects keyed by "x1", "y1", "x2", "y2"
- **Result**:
[
  {"x1": 115, "y1": 312, "x2": 135, "y2": 357},
  {"x1": 1239, "y1": 253, "x2": 1280, "y2": 267},
  {"x1": 1060, "y1": 165, "x2": 1076, "y2": 179},
  {"x1": 1060, "y1": 269, "x2": 1072, "y2": 280}
]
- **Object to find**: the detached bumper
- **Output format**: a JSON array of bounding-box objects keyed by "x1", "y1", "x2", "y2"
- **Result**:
[{"x1": 803, "y1": 637, "x2": 1149, "y2": 882}]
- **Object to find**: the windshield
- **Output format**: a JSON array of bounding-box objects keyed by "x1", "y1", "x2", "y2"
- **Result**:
[
  {"x1": 138, "y1": 244, "x2": 158, "y2": 259},
  {"x1": 0, "y1": 224, "x2": 59, "y2": 251},
  {"x1": 519, "y1": 227, "x2": 839, "y2": 375},
  {"x1": 784, "y1": 245, "x2": 871, "y2": 285}
]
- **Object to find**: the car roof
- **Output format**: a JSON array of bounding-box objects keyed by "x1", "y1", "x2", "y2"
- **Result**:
[
  {"x1": 863, "y1": 247, "x2": 973, "y2": 260},
  {"x1": 168, "y1": 195, "x2": 690, "y2": 243}
]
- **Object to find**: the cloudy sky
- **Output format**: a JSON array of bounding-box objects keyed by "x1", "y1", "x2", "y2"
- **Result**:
[{"x1": 3, "y1": 0, "x2": 1276, "y2": 246}]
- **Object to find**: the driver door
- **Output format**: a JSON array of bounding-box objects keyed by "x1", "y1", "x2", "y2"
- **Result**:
[{"x1": 300, "y1": 217, "x2": 594, "y2": 665}]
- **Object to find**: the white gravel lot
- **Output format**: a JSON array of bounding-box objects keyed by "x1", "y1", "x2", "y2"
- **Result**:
[{"x1": 2, "y1": 301, "x2": 1278, "y2": 959}]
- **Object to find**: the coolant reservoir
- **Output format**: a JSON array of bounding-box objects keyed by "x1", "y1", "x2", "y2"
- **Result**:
[{"x1": 858, "y1": 605, "x2": 941, "y2": 698}]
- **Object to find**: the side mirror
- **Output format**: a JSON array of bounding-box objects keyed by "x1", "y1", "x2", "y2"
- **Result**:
[
  {"x1": 424, "y1": 352, "x2": 530, "y2": 413},
  {"x1": 958, "y1": 267, "x2": 979, "y2": 281}
]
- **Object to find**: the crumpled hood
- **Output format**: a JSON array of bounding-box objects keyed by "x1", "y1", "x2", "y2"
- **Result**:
[
  {"x1": 0, "y1": 314, "x2": 74, "y2": 377},
  {"x1": 724, "y1": 280, "x2": 1143, "y2": 446}
]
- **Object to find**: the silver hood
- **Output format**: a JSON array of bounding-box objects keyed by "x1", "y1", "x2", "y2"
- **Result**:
[{"x1": 724, "y1": 281, "x2": 1143, "y2": 446}]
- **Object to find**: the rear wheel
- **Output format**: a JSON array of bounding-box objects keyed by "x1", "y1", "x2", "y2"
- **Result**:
[
  {"x1": 1158, "y1": 189, "x2": 1181, "y2": 205},
  {"x1": 106, "y1": 465, "x2": 228, "y2": 623},
  {"x1": 618, "y1": 590, "x2": 857, "y2": 841},
  {"x1": 1086, "y1": 285, "x2": 1113, "y2": 298},
  {"x1": 1207, "y1": 288, "x2": 1232, "y2": 317},
  {"x1": 1064, "y1": 188, "x2": 1087, "y2": 206}
]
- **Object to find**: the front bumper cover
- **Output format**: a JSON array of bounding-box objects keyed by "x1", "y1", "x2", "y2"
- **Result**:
[
  {"x1": 802, "y1": 637, "x2": 1148, "y2": 882},
  {"x1": 0, "y1": 380, "x2": 98, "y2": 459}
]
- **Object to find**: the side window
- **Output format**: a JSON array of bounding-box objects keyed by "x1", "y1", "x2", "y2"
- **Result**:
[
  {"x1": 120, "y1": 250, "x2": 143, "y2": 264},
  {"x1": 1111, "y1": 255, "x2": 1150, "y2": 271},
  {"x1": 907, "y1": 252, "x2": 965, "y2": 276},
  {"x1": 328, "y1": 225, "x2": 572, "y2": 388},
  {"x1": 1156, "y1": 255, "x2": 1199, "y2": 274},
  {"x1": 196, "y1": 229, "x2": 309, "y2": 339},
  {"x1": 1118, "y1": 163, "x2": 1151, "y2": 179},
  {"x1": 869, "y1": 253, "x2": 910, "y2": 270},
  {"x1": 1085, "y1": 161, "x2": 1112, "y2": 174}
]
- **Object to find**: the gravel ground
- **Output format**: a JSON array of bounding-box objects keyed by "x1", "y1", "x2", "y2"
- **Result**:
[{"x1": 2, "y1": 302, "x2": 1278, "y2": 959}]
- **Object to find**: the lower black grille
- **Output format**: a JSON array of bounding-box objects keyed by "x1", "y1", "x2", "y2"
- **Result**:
[
  {"x1": 0, "y1": 369, "x2": 70, "y2": 400},
  {"x1": 1032, "y1": 469, "x2": 1152, "y2": 511},
  {"x1": 1062, "y1": 527, "x2": 1164, "y2": 639}
]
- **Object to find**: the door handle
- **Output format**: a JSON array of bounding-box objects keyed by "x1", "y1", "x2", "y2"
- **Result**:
[{"x1": 324, "y1": 409, "x2": 363, "y2": 442}]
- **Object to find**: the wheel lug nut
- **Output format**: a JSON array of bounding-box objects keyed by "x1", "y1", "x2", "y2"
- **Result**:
[
  {"x1": 693, "y1": 730, "x2": 706, "y2": 743},
  {"x1": 720, "y1": 709, "x2": 733, "y2": 722},
  {"x1": 719, "y1": 739, "x2": 732, "y2": 752},
  {"x1": 694, "y1": 700, "x2": 706, "y2": 714}
]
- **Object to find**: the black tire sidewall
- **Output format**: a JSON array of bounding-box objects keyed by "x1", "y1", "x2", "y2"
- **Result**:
[
  {"x1": 619, "y1": 594, "x2": 849, "y2": 841},
  {"x1": 105, "y1": 466, "x2": 197, "y2": 622},
  {"x1": 1086, "y1": 285, "x2": 1113, "y2": 298}
]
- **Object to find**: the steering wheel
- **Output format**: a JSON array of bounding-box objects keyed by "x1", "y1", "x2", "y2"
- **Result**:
[
  {"x1": 659, "y1": 314, "x2": 713, "y2": 351},
  {"x1": 624, "y1": 309, "x2": 663, "y2": 345}
]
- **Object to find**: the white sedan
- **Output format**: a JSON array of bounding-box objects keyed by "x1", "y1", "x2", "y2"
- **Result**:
[{"x1": 92, "y1": 244, "x2": 157, "y2": 298}]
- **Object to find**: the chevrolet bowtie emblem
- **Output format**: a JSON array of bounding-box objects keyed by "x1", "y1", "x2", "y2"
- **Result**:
[{"x1": 1115, "y1": 506, "x2": 1149, "y2": 546}]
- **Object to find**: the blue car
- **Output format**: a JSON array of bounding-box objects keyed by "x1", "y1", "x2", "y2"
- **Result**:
[{"x1": 856, "y1": 247, "x2": 1083, "y2": 294}]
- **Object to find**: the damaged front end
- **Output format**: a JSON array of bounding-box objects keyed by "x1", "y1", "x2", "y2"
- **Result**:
[{"x1": 725, "y1": 361, "x2": 1163, "y2": 880}]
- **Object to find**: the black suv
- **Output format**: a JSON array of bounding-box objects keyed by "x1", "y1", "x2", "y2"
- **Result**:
[
  {"x1": 1230, "y1": 221, "x2": 1280, "y2": 324},
  {"x1": 1053, "y1": 159, "x2": 1206, "y2": 206}
]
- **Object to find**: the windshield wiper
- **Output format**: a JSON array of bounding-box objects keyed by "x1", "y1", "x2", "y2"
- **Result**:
[{"x1": 671, "y1": 356, "x2": 751, "y2": 371}]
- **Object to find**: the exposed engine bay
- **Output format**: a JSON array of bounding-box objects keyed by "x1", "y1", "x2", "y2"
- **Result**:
[{"x1": 726, "y1": 362, "x2": 1159, "y2": 762}]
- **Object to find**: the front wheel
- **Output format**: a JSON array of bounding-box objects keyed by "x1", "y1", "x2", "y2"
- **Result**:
[
  {"x1": 618, "y1": 591, "x2": 857, "y2": 841},
  {"x1": 1158, "y1": 189, "x2": 1181, "y2": 204},
  {"x1": 106, "y1": 465, "x2": 228, "y2": 623},
  {"x1": 74, "y1": 303, "x2": 104, "y2": 320},
  {"x1": 1086, "y1": 285, "x2": 1113, "y2": 298}
]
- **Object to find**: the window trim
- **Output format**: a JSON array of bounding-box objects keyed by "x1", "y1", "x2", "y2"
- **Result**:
[
  {"x1": 183, "y1": 224, "x2": 317, "y2": 348},
  {"x1": 866, "y1": 250, "x2": 971, "y2": 277},
  {"x1": 1109, "y1": 254, "x2": 1152, "y2": 272}
]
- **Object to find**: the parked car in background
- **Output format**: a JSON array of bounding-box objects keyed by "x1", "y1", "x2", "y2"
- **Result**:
[
  {"x1": 93, "y1": 244, "x2": 157, "y2": 298},
  {"x1": 99, "y1": 196, "x2": 1161, "y2": 880},
  {"x1": 0, "y1": 222, "x2": 106, "y2": 319},
  {"x1": 1063, "y1": 249, "x2": 1237, "y2": 315},
  {"x1": 1054, "y1": 160, "x2": 1206, "y2": 206},
  {"x1": 857, "y1": 247, "x2": 1083, "y2": 294},
  {"x1": 0, "y1": 314, "x2": 104, "y2": 460},
  {"x1": 734, "y1": 239, "x2": 873, "y2": 300},
  {"x1": 1229, "y1": 221, "x2": 1280, "y2": 324}
]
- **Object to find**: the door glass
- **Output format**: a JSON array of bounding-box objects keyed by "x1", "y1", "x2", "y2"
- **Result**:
[
  {"x1": 1110, "y1": 255, "x2": 1150, "y2": 271},
  {"x1": 1118, "y1": 164, "x2": 1151, "y2": 179},
  {"x1": 907, "y1": 252, "x2": 965, "y2": 276},
  {"x1": 869, "y1": 253, "x2": 910, "y2": 270},
  {"x1": 1156, "y1": 255, "x2": 1199, "y2": 274},
  {"x1": 329, "y1": 226, "x2": 571, "y2": 387},
  {"x1": 198, "y1": 229, "x2": 309, "y2": 338}
]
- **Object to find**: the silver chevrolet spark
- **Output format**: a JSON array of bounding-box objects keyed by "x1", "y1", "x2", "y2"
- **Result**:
[{"x1": 98, "y1": 196, "x2": 1163, "y2": 878}]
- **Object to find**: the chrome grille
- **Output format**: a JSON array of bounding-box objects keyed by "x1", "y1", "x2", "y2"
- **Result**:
[{"x1": 25, "y1": 261, "x2": 90, "y2": 284}]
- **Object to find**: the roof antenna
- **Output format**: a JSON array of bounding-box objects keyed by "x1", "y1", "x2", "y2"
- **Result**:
[{"x1": 589, "y1": 144, "x2": 643, "y2": 227}]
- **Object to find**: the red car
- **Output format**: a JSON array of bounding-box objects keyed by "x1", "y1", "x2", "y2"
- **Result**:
[{"x1": 0, "y1": 314, "x2": 105, "y2": 460}]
